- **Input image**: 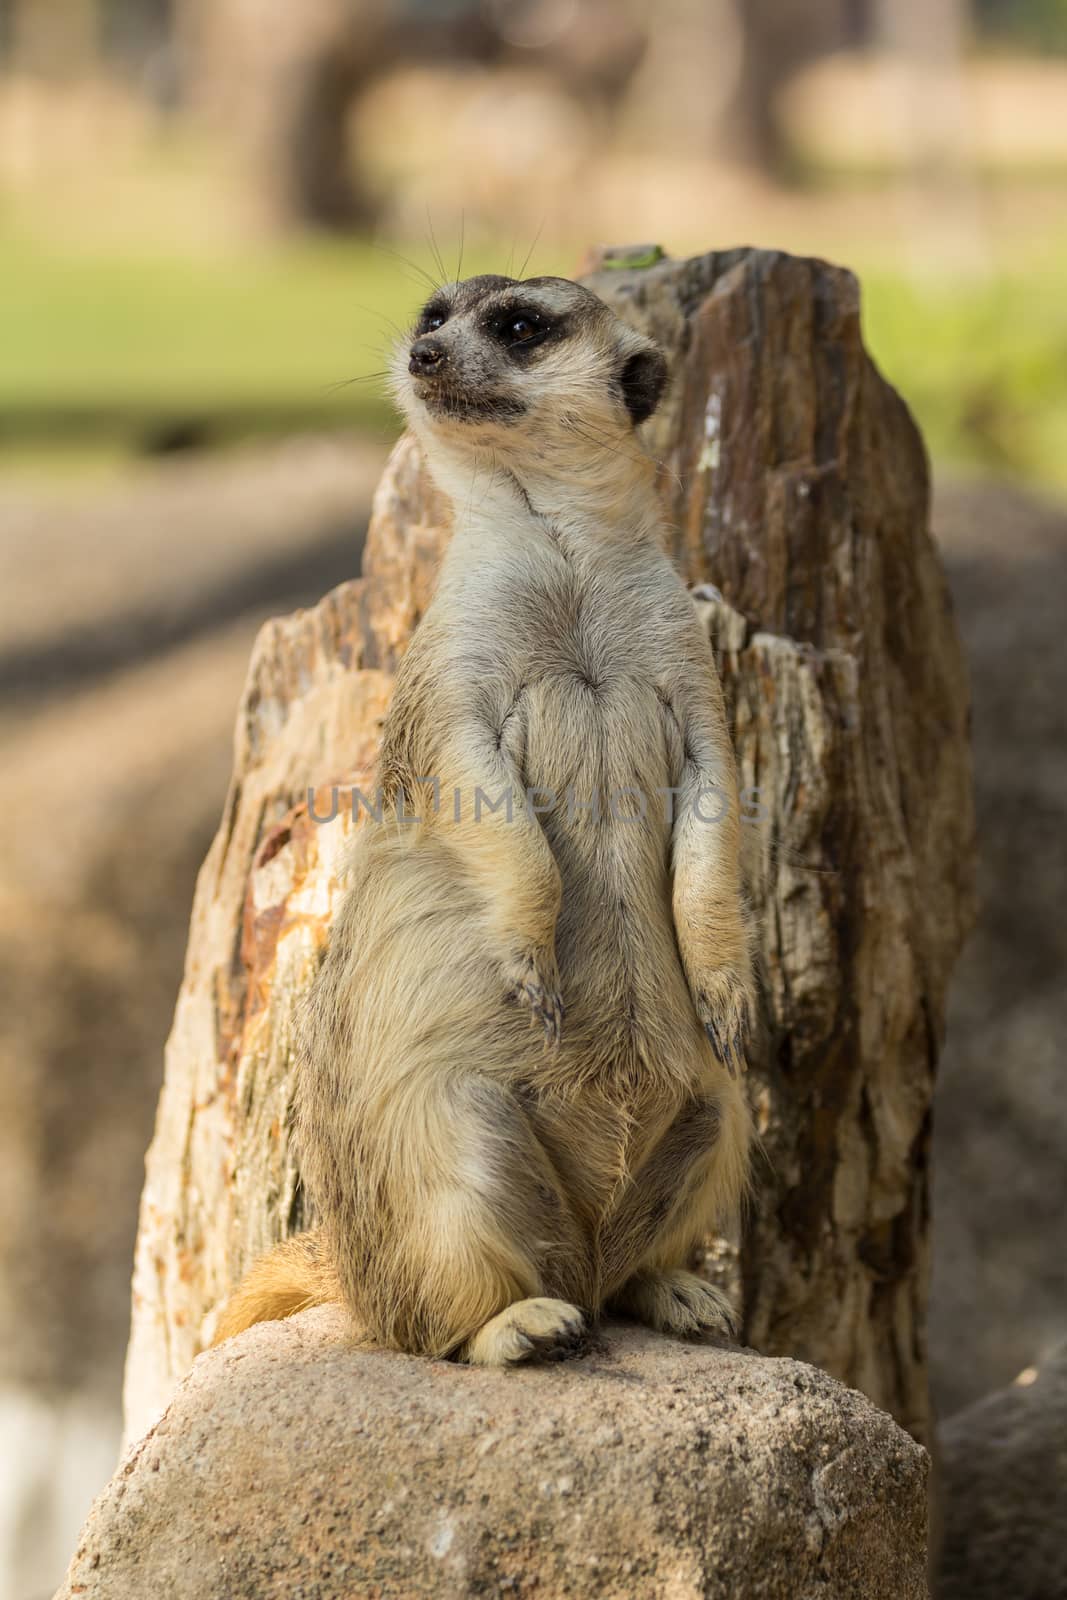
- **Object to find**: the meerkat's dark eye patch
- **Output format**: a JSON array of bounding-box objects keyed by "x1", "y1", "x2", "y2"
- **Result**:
[
  {"x1": 415, "y1": 297, "x2": 451, "y2": 335},
  {"x1": 490, "y1": 304, "x2": 558, "y2": 355},
  {"x1": 619, "y1": 346, "x2": 669, "y2": 426}
]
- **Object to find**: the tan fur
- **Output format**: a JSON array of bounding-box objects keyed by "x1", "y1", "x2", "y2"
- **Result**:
[
  {"x1": 215, "y1": 275, "x2": 754, "y2": 1364},
  {"x1": 212, "y1": 1232, "x2": 340, "y2": 1346}
]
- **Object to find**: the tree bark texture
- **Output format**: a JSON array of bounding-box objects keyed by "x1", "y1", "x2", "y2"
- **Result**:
[{"x1": 122, "y1": 246, "x2": 975, "y2": 1449}]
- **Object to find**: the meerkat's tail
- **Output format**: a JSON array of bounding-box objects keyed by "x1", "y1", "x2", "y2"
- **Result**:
[{"x1": 211, "y1": 1229, "x2": 342, "y2": 1346}]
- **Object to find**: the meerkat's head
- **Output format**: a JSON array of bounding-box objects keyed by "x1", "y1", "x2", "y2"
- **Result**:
[{"x1": 392, "y1": 274, "x2": 668, "y2": 465}]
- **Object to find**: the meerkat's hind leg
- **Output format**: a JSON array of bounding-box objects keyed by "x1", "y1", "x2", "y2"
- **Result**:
[
  {"x1": 462, "y1": 1296, "x2": 587, "y2": 1366},
  {"x1": 608, "y1": 1269, "x2": 736, "y2": 1339},
  {"x1": 598, "y1": 1080, "x2": 750, "y2": 1343}
]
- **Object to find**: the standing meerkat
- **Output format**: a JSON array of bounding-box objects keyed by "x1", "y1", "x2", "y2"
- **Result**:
[{"x1": 216, "y1": 273, "x2": 754, "y2": 1365}]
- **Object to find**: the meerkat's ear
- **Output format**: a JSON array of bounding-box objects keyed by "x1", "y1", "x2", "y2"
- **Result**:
[{"x1": 619, "y1": 341, "x2": 669, "y2": 426}]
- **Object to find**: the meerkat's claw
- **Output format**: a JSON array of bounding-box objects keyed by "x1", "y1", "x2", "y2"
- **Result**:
[
  {"x1": 463, "y1": 1298, "x2": 587, "y2": 1365},
  {"x1": 696, "y1": 973, "x2": 751, "y2": 1076},
  {"x1": 609, "y1": 1269, "x2": 737, "y2": 1340},
  {"x1": 506, "y1": 952, "x2": 564, "y2": 1048},
  {"x1": 523, "y1": 982, "x2": 564, "y2": 1048},
  {"x1": 703, "y1": 1017, "x2": 727, "y2": 1062}
]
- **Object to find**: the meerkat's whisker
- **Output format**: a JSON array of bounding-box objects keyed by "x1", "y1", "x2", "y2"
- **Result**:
[
  {"x1": 424, "y1": 205, "x2": 448, "y2": 288},
  {"x1": 322, "y1": 372, "x2": 391, "y2": 395},
  {"x1": 517, "y1": 217, "x2": 546, "y2": 282},
  {"x1": 374, "y1": 243, "x2": 441, "y2": 295},
  {"x1": 348, "y1": 300, "x2": 408, "y2": 339}
]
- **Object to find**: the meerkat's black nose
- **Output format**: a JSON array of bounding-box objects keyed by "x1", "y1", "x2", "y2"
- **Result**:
[{"x1": 409, "y1": 338, "x2": 448, "y2": 376}]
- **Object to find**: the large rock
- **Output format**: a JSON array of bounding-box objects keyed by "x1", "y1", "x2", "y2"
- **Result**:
[
  {"x1": 937, "y1": 1341, "x2": 1067, "y2": 1600},
  {"x1": 929, "y1": 481, "x2": 1067, "y2": 1415},
  {"x1": 62, "y1": 1312, "x2": 929, "y2": 1600},
  {"x1": 121, "y1": 246, "x2": 975, "y2": 1452}
]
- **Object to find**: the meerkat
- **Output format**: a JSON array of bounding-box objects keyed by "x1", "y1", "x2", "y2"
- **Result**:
[{"x1": 215, "y1": 273, "x2": 754, "y2": 1365}]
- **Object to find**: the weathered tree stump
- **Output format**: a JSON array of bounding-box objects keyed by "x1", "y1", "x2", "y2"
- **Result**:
[{"x1": 122, "y1": 246, "x2": 974, "y2": 1451}]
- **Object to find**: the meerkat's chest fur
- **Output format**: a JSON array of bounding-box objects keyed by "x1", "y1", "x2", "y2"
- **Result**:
[{"x1": 412, "y1": 498, "x2": 693, "y2": 781}]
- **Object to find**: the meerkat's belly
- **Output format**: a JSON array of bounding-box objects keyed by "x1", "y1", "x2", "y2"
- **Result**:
[{"x1": 520, "y1": 672, "x2": 697, "y2": 1072}]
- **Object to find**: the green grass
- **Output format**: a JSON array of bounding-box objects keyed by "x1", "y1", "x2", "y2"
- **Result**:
[
  {"x1": 2, "y1": 229, "x2": 1066, "y2": 497},
  {"x1": 0, "y1": 233, "x2": 566, "y2": 455},
  {"x1": 860, "y1": 261, "x2": 1067, "y2": 493}
]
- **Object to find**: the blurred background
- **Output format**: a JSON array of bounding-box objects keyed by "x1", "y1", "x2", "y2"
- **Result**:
[{"x1": 1, "y1": 1, "x2": 1065, "y2": 1594}]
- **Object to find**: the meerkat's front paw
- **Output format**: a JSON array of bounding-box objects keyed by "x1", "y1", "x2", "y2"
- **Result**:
[
  {"x1": 463, "y1": 1298, "x2": 587, "y2": 1365},
  {"x1": 609, "y1": 1269, "x2": 737, "y2": 1340},
  {"x1": 694, "y1": 967, "x2": 752, "y2": 1077},
  {"x1": 504, "y1": 948, "x2": 564, "y2": 1048}
]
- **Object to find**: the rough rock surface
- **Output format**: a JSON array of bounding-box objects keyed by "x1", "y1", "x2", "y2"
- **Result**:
[
  {"x1": 937, "y1": 1341, "x2": 1067, "y2": 1600},
  {"x1": 63, "y1": 1312, "x2": 929, "y2": 1600},
  {"x1": 122, "y1": 245, "x2": 975, "y2": 1452}
]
